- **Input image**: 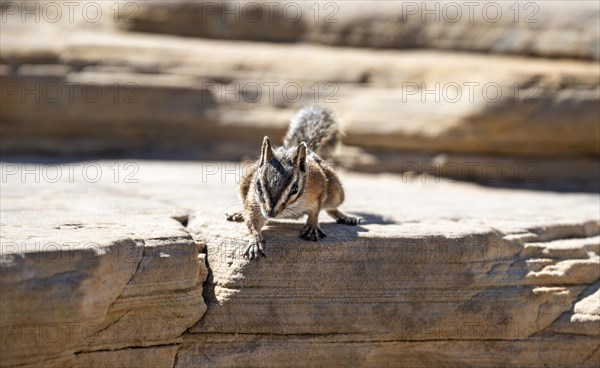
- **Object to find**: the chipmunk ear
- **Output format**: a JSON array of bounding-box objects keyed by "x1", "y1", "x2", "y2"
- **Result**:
[
  {"x1": 293, "y1": 142, "x2": 307, "y2": 172},
  {"x1": 260, "y1": 136, "x2": 274, "y2": 166}
]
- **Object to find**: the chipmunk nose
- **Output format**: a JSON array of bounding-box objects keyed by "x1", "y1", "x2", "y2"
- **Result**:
[{"x1": 267, "y1": 209, "x2": 276, "y2": 218}]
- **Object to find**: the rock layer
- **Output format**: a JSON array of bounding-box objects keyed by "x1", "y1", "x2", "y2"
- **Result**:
[
  {"x1": 182, "y1": 165, "x2": 600, "y2": 367},
  {"x1": 1, "y1": 161, "x2": 599, "y2": 367},
  {"x1": 0, "y1": 163, "x2": 207, "y2": 367},
  {"x1": 1, "y1": 32, "x2": 598, "y2": 158},
  {"x1": 1, "y1": 4, "x2": 599, "y2": 191},
  {"x1": 122, "y1": 1, "x2": 600, "y2": 60}
]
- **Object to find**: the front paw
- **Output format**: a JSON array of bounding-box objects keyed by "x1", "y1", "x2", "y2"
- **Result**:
[
  {"x1": 244, "y1": 239, "x2": 266, "y2": 260},
  {"x1": 337, "y1": 216, "x2": 361, "y2": 225},
  {"x1": 226, "y1": 212, "x2": 244, "y2": 222},
  {"x1": 300, "y1": 224, "x2": 326, "y2": 241}
]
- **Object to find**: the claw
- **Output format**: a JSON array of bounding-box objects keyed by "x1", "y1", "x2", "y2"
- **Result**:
[
  {"x1": 317, "y1": 227, "x2": 327, "y2": 238},
  {"x1": 300, "y1": 226, "x2": 310, "y2": 238},
  {"x1": 337, "y1": 216, "x2": 361, "y2": 226},
  {"x1": 300, "y1": 225, "x2": 326, "y2": 241},
  {"x1": 226, "y1": 212, "x2": 244, "y2": 222},
  {"x1": 243, "y1": 239, "x2": 266, "y2": 260}
]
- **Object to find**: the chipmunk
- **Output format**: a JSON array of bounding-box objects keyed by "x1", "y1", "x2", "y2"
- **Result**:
[{"x1": 226, "y1": 106, "x2": 361, "y2": 260}]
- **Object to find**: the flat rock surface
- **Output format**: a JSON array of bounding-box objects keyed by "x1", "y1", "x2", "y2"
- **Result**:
[
  {"x1": 0, "y1": 161, "x2": 206, "y2": 367},
  {"x1": 2, "y1": 160, "x2": 597, "y2": 367}
]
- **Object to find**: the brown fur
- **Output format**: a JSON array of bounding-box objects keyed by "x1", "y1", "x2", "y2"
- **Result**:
[{"x1": 226, "y1": 107, "x2": 360, "y2": 260}]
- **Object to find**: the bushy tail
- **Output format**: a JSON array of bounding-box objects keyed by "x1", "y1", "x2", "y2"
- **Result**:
[{"x1": 283, "y1": 106, "x2": 340, "y2": 159}]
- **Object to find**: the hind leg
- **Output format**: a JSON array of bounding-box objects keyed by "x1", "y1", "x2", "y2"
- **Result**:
[{"x1": 327, "y1": 208, "x2": 361, "y2": 225}]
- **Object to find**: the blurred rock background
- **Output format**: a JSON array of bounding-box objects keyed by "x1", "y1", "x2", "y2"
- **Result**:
[
  {"x1": 1, "y1": 2, "x2": 600, "y2": 367},
  {"x1": 1, "y1": 0, "x2": 599, "y2": 190}
]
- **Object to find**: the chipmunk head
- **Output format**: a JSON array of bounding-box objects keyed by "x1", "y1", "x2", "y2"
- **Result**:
[{"x1": 255, "y1": 136, "x2": 307, "y2": 218}]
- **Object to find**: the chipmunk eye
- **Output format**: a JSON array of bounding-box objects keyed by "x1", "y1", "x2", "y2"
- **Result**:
[
  {"x1": 256, "y1": 179, "x2": 263, "y2": 194},
  {"x1": 289, "y1": 182, "x2": 299, "y2": 196}
]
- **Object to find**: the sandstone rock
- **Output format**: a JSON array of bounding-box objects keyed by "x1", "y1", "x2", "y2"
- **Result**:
[
  {"x1": 119, "y1": 0, "x2": 305, "y2": 42},
  {"x1": 550, "y1": 283, "x2": 600, "y2": 337},
  {"x1": 121, "y1": 1, "x2": 600, "y2": 60},
  {"x1": 0, "y1": 166, "x2": 207, "y2": 367},
  {"x1": 526, "y1": 260, "x2": 600, "y2": 286},
  {"x1": 336, "y1": 147, "x2": 600, "y2": 192},
  {"x1": 1, "y1": 2, "x2": 599, "y2": 365},
  {"x1": 1, "y1": 30, "x2": 598, "y2": 160},
  {"x1": 2, "y1": 8, "x2": 599, "y2": 158},
  {"x1": 524, "y1": 236, "x2": 600, "y2": 260},
  {"x1": 74, "y1": 345, "x2": 179, "y2": 368},
  {"x1": 1, "y1": 10, "x2": 599, "y2": 193},
  {"x1": 1, "y1": 160, "x2": 599, "y2": 367},
  {"x1": 575, "y1": 289, "x2": 600, "y2": 316},
  {"x1": 176, "y1": 334, "x2": 600, "y2": 368},
  {"x1": 181, "y1": 164, "x2": 600, "y2": 367},
  {"x1": 524, "y1": 236, "x2": 600, "y2": 286}
]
